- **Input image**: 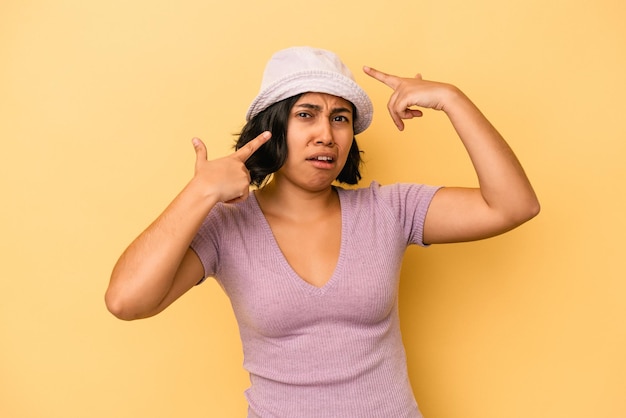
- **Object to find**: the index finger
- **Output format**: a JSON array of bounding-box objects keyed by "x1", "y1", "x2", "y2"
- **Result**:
[
  {"x1": 363, "y1": 66, "x2": 401, "y2": 90},
  {"x1": 235, "y1": 131, "x2": 272, "y2": 162}
]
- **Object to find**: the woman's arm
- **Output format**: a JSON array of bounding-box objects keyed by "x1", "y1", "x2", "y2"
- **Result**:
[
  {"x1": 363, "y1": 67, "x2": 539, "y2": 244},
  {"x1": 105, "y1": 132, "x2": 271, "y2": 320}
]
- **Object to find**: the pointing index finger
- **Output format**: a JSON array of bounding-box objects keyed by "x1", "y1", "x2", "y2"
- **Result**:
[
  {"x1": 363, "y1": 66, "x2": 401, "y2": 90},
  {"x1": 235, "y1": 131, "x2": 271, "y2": 162}
]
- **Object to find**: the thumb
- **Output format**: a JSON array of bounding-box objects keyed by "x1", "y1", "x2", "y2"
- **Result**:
[
  {"x1": 192, "y1": 137, "x2": 207, "y2": 161},
  {"x1": 191, "y1": 137, "x2": 208, "y2": 172}
]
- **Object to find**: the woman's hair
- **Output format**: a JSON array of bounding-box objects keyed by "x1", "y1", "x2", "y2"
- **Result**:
[{"x1": 235, "y1": 94, "x2": 363, "y2": 187}]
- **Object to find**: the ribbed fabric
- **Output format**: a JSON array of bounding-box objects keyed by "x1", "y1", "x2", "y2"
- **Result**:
[{"x1": 191, "y1": 181, "x2": 441, "y2": 418}]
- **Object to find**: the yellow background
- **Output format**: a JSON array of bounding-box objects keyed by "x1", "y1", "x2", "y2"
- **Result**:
[{"x1": 2, "y1": 0, "x2": 624, "y2": 417}]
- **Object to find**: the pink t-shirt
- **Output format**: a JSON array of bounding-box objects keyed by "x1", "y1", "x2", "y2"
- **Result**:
[{"x1": 191, "y1": 181, "x2": 440, "y2": 417}]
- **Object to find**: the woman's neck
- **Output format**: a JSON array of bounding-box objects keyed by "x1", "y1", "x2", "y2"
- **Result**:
[{"x1": 254, "y1": 180, "x2": 339, "y2": 222}]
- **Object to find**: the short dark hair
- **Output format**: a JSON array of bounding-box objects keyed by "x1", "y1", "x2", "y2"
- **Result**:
[{"x1": 235, "y1": 94, "x2": 363, "y2": 187}]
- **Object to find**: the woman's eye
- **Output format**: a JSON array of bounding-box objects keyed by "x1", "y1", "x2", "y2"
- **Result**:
[{"x1": 297, "y1": 112, "x2": 311, "y2": 118}]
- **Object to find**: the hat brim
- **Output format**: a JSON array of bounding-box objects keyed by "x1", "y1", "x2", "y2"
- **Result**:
[{"x1": 246, "y1": 70, "x2": 373, "y2": 135}]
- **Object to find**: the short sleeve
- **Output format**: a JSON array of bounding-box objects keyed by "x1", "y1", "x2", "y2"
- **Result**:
[
  {"x1": 378, "y1": 182, "x2": 442, "y2": 246},
  {"x1": 189, "y1": 209, "x2": 221, "y2": 284}
]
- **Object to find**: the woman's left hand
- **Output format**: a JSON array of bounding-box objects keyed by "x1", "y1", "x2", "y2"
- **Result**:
[
  {"x1": 363, "y1": 66, "x2": 458, "y2": 131},
  {"x1": 363, "y1": 65, "x2": 540, "y2": 243}
]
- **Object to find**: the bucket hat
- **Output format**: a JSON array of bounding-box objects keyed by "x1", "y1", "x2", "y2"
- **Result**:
[{"x1": 246, "y1": 46, "x2": 373, "y2": 134}]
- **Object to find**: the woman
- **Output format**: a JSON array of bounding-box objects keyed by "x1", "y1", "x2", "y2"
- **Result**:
[{"x1": 106, "y1": 46, "x2": 539, "y2": 417}]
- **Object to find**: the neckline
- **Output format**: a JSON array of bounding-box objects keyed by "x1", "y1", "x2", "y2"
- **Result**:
[{"x1": 250, "y1": 188, "x2": 346, "y2": 295}]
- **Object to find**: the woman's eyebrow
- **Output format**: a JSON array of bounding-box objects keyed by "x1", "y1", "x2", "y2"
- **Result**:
[
  {"x1": 294, "y1": 103, "x2": 322, "y2": 112},
  {"x1": 331, "y1": 106, "x2": 353, "y2": 115}
]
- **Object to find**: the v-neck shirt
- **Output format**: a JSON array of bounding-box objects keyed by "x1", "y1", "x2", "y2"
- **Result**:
[{"x1": 191, "y1": 181, "x2": 440, "y2": 417}]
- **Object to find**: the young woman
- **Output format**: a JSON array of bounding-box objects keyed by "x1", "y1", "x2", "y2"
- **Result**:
[{"x1": 106, "y1": 46, "x2": 539, "y2": 417}]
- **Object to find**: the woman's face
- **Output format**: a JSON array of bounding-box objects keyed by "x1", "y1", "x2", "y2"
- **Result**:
[{"x1": 275, "y1": 92, "x2": 355, "y2": 192}]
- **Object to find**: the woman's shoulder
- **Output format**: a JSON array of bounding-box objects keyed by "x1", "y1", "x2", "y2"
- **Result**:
[
  {"x1": 337, "y1": 180, "x2": 442, "y2": 212},
  {"x1": 337, "y1": 180, "x2": 438, "y2": 198},
  {"x1": 335, "y1": 181, "x2": 400, "y2": 210},
  {"x1": 200, "y1": 194, "x2": 261, "y2": 230}
]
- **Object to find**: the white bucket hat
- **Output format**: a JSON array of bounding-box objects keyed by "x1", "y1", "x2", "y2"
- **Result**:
[{"x1": 246, "y1": 46, "x2": 373, "y2": 134}]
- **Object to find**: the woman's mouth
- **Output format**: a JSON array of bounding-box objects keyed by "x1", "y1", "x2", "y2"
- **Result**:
[
  {"x1": 308, "y1": 156, "x2": 334, "y2": 162},
  {"x1": 307, "y1": 155, "x2": 336, "y2": 168}
]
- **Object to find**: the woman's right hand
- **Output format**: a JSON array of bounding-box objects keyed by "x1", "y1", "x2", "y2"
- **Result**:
[
  {"x1": 191, "y1": 131, "x2": 271, "y2": 204},
  {"x1": 105, "y1": 131, "x2": 272, "y2": 320}
]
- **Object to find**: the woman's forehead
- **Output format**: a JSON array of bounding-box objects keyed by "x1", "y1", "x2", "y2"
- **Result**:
[{"x1": 295, "y1": 92, "x2": 353, "y2": 109}]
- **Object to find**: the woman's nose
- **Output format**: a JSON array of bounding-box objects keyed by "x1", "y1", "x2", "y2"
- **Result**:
[{"x1": 314, "y1": 120, "x2": 334, "y2": 146}]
